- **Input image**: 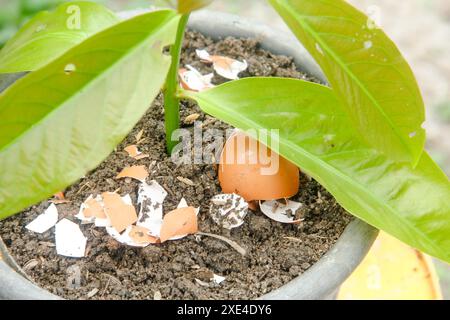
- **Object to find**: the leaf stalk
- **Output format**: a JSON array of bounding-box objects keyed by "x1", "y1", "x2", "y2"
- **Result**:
[{"x1": 164, "y1": 13, "x2": 190, "y2": 154}]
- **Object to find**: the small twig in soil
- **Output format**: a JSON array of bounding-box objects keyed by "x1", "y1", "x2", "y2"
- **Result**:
[
  {"x1": 257, "y1": 269, "x2": 271, "y2": 282},
  {"x1": 309, "y1": 234, "x2": 328, "y2": 239},
  {"x1": 283, "y1": 236, "x2": 303, "y2": 243},
  {"x1": 197, "y1": 232, "x2": 247, "y2": 256},
  {"x1": 75, "y1": 181, "x2": 92, "y2": 195},
  {"x1": 101, "y1": 278, "x2": 111, "y2": 298},
  {"x1": 177, "y1": 176, "x2": 196, "y2": 186}
]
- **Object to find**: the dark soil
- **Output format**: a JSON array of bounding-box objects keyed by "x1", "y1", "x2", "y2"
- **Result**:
[{"x1": 0, "y1": 31, "x2": 351, "y2": 300}]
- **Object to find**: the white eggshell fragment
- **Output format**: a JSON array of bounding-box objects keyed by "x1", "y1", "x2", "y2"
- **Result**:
[
  {"x1": 210, "y1": 194, "x2": 248, "y2": 230},
  {"x1": 136, "y1": 181, "x2": 167, "y2": 237},
  {"x1": 177, "y1": 197, "x2": 189, "y2": 209},
  {"x1": 212, "y1": 274, "x2": 226, "y2": 284},
  {"x1": 25, "y1": 203, "x2": 59, "y2": 234},
  {"x1": 179, "y1": 65, "x2": 214, "y2": 92},
  {"x1": 177, "y1": 197, "x2": 200, "y2": 216},
  {"x1": 106, "y1": 225, "x2": 155, "y2": 248},
  {"x1": 196, "y1": 49, "x2": 248, "y2": 80},
  {"x1": 55, "y1": 219, "x2": 87, "y2": 258},
  {"x1": 259, "y1": 199, "x2": 304, "y2": 224}
]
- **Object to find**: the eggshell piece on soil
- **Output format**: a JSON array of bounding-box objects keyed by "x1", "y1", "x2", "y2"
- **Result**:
[
  {"x1": 124, "y1": 145, "x2": 149, "y2": 160},
  {"x1": 259, "y1": 199, "x2": 304, "y2": 224},
  {"x1": 159, "y1": 207, "x2": 198, "y2": 243},
  {"x1": 196, "y1": 49, "x2": 248, "y2": 80},
  {"x1": 219, "y1": 131, "x2": 300, "y2": 202},
  {"x1": 179, "y1": 65, "x2": 214, "y2": 92},
  {"x1": 116, "y1": 165, "x2": 149, "y2": 182},
  {"x1": 137, "y1": 181, "x2": 167, "y2": 237},
  {"x1": 177, "y1": 198, "x2": 200, "y2": 216},
  {"x1": 212, "y1": 274, "x2": 226, "y2": 284},
  {"x1": 25, "y1": 203, "x2": 59, "y2": 234},
  {"x1": 128, "y1": 225, "x2": 159, "y2": 245},
  {"x1": 102, "y1": 192, "x2": 138, "y2": 233},
  {"x1": 55, "y1": 219, "x2": 87, "y2": 258},
  {"x1": 53, "y1": 191, "x2": 65, "y2": 200},
  {"x1": 106, "y1": 225, "x2": 158, "y2": 248},
  {"x1": 50, "y1": 191, "x2": 70, "y2": 204},
  {"x1": 210, "y1": 194, "x2": 248, "y2": 230},
  {"x1": 124, "y1": 145, "x2": 140, "y2": 158},
  {"x1": 76, "y1": 195, "x2": 106, "y2": 224}
]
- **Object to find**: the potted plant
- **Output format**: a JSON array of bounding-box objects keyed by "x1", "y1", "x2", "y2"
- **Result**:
[{"x1": 0, "y1": 0, "x2": 448, "y2": 300}]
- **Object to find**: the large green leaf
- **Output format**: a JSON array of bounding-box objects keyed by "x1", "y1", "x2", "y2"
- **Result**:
[
  {"x1": 0, "y1": 1, "x2": 119, "y2": 73},
  {"x1": 0, "y1": 10, "x2": 180, "y2": 220},
  {"x1": 182, "y1": 78, "x2": 450, "y2": 262},
  {"x1": 269, "y1": 0, "x2": 426, "y2": 165}
]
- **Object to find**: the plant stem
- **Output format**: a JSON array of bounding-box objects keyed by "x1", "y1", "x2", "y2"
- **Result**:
[{"x1": 164, "y1": 13, "x2": 190, "y2": 154}]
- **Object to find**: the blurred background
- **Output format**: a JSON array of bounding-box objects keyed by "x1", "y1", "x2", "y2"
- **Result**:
[{"x1": 0, "y1": 0, "x2": 448, "y2": 299}]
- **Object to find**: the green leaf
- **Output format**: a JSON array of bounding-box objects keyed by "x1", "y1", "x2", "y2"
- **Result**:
[
  {"x1": 0, "y1": 1, "x2": 119, "y2": 73},
  {"x1": 269, "y1": 0, "x2": 426, "y2": 165},
  {"x1": 0, "y1": 10, "x2": 180, "y2": 220},
  {"x1": 182, "y1": 78, "x2": 450, "y2": 262},
  {"x1": 178, "y1": 0, "x2": 213, "y2": 14}
]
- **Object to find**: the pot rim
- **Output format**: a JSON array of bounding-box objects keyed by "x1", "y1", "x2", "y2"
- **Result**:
[{"x1": 0, "y1": 9, "x2": 378, "y2": 300}]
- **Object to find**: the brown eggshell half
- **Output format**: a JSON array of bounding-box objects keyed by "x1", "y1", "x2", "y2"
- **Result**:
[{"x1": 219, "y1": 131, "x2": 299, "y2": 202}]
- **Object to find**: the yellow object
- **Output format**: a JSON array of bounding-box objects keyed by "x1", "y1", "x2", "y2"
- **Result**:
[{"x1": 338, "y1": 232, "x2": 443, "y2": 300}]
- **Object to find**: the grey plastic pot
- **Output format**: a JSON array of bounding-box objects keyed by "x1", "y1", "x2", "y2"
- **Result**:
[{"x1": 0, "y1": 10, "x2": 378, "y2": 300}]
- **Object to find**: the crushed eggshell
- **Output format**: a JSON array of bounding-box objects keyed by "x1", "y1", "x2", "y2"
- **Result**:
[
  {"x1": 76, "y1": 195, "x2": 106, "y2": 224},
  {"x1": 259, "y1": 199, "x2": 304, "y2": 224},
  {"x1": 179, "y1": 65, "x2": 214, "y2": 92},
  {"x1": 106, "y1": 225, "x2": 158, "y2": 248},
  {"x1": 50, "y1": 191, "x2": 70, "y2": 204},
  {"x1": 177, "y1": 198, "x2": 189, "y2": 209},
  {"x1": 177, "y1": 198, "x2": 200, "y2": 216},
  {"x1": 50, "y1": 193, "x2": 69, "y2": 204},
  {"x1": 137, "y1": 181, "x2": 167, "y2": 237},
  {"x1": 116, "y1": 165, "x2": 149, "y2": 182},
  {"x1": 210, "y1": 194, "x2": 248, "y2": 230},
  {"x1": 55, "y1": 219, "x2": 87, "y2": 258},
  {"x1": 54, "y1": 191, "x2": 65, "y2": 200},
  {"x1": 196, "y1": 49, "x2": 248, "y2": 80},
  {"x1": 124, "y1": 145, "x2": 149, "y2": 160},
  {"x1": 129, "y1": 225, "x2": 158, "y2": 245},
  {"x1": 125, "y1": 145, "x2": 140, "y2": 157},
  {"x1": 212, "y1": 274, "x2": 226, "y2": 284},
  {"x1": 102, "y1": 192, "x2": 137, "y2": 233},
  {"x1": 160, "y1": 206, "x2": 198, "y2": 243},
  {"x1": 25, "y1": 203, "x2": 59, "y2": 234}
]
